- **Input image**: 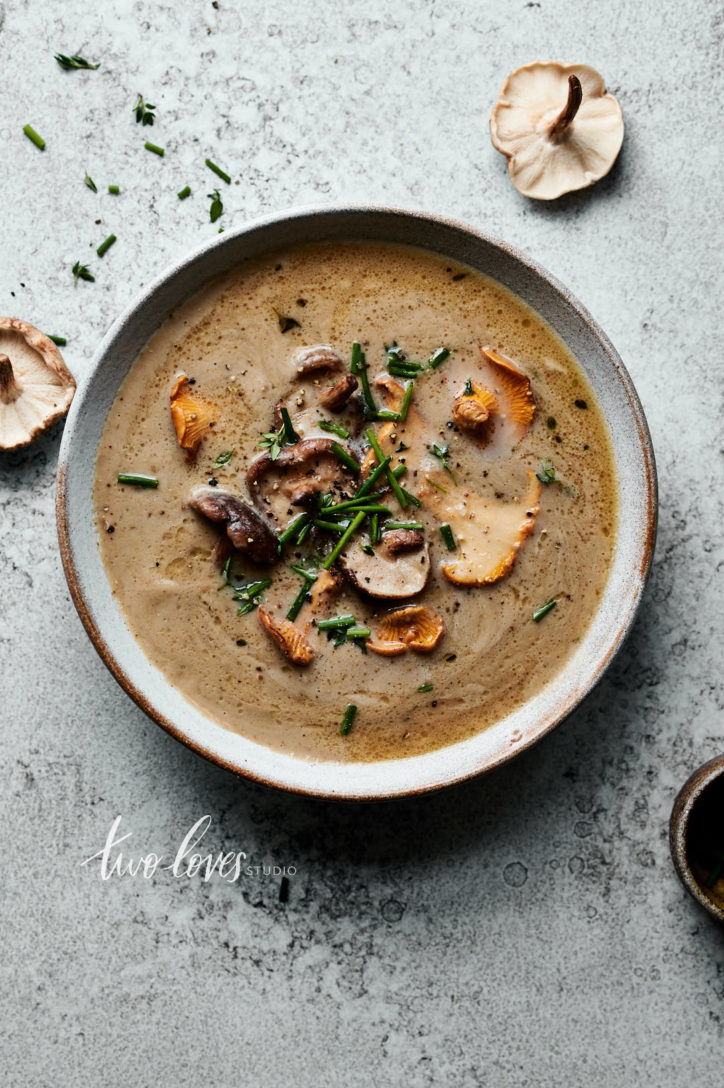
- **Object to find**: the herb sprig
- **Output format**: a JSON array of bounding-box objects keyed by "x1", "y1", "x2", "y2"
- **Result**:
[
  {"x1": 55, "y1": 53, "x2": 100, "y2": 70},
  {"x1": 132, "y1": 94, "x2": 156, "y2": 126}
]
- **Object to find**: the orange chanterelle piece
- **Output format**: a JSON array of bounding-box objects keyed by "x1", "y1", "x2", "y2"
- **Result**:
[
  {"x1": 170, "y1": 373, "x2": 217, "y2": 459},
  {"x1": 452, "y1": 380, "x2": 498, "y2": 437},
  {"x1": 258, "y1": 606, "x2": 316, "y2": 665},
  {"x1": 367, "y1": 605, "x2": 445, "y2": 657},
  {"x1": 481, "y1": 345, "x2": 535, "y2": 442}
]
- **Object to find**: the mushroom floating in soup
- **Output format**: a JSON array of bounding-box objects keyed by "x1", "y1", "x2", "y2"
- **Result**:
[{"x1": 94, "y1": 242, "x2": 617, "y2": 761}]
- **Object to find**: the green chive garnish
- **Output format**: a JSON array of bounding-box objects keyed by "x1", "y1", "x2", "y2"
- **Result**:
[
  {"x1": 232, "y1": 579, "x2": 271, "y2": 615},
  {"x1": 96, "y1": 233, "x2": 116, "y2": 258},
  {"x1": 428, "y1": 347, "x2": 450, "y2": 369},
  {"x1": 339, "y1": 703, "x2": 357, "y2": 736},
  {"x1": 23, "y1": 124, "x2": 45, "y2": 150},
  {"x1": 323, "y1": 510, "x2": 365, "y2": 569},
  {"x1": 317, "y1": 615, "x2": 356, "y2": 631},
  {"x1": 286, "y1": 567, "x2": 317, "y2": 622},
  {"x1": 346, "y1": 627, "x2": 370, "y2": 639},
  {"x1": 536, "y1": 459, "x2": 558, "y2": 484},
  {"x1": 84, "y1": 172, "x2": 97, "y2": 192},
  {"x1": 418, "y1": 682, "x2": 434, "y2": 693},
  {"x1": 54, "y1": 53, "x2": 100, "y2": 70},
  {"x1": 351, "y1": 342, "x2": 378, "y2": 417},
  {"x1": 318, "y1": 419, "x2": 350, "y2": 439},
  {"x1": 314, "y1": 519, "x2": 350, "y2": 533},
  {"x1": 205, "y1": 158, "x2": 231, "y2": 183},
  {"x1": 47, "y1": 335, "x2": 67, "y2": 346},
  {"x1": 440, "y1": 523, "x2": 456, "y2": 550},
  {"x1": 144, "y1": 141, "x2": 164, "y2": 156},
  {"x1": 464, "y1": 378, "x2": 473, "y2": 395},
  {"x1": 366, "y1": 428, "x2": 408, "y2": 509},
  {"x1": 108, "y1": 184, "x2": 120, "y2": 194},
  {"x1": 356, "y1": 455, "x2": 391, "y2": 499},
  {"x1": 277, "y1": 513, "x2": 309, "y2": 547},
  {"x1": 376, "y1": 408, "x2": 401, "y2": 422},
  {"x1": 533, "y1": 599, "x2": 558, "y2": 622},
  {"x1": 117, "y1": 473, "x2": 158, "y2": 488},
  {"x1": 400, "y1": 381, "x2": 414, "y2": 421},
  {"x1": 391, "y1": 464, "x2": 407, "y2": 478},
  {"x1": 425, "y1": 476, "x2": 447, "y2": 493},
  {"x1": 369, "y1": 513, "x2": 380, "y2": 543},
  {"x1": 385, "y1": 521, "x2": 423, "y2": 531},
  {"x1": 177, "y1": 185, "x2": 191, "y2": 200},
  {"x1": 279, "y1": 406, "x2": 299, "y2": 444},
  {"x1": 330, "y1": 442, "x2": 361, "y2": 473}
]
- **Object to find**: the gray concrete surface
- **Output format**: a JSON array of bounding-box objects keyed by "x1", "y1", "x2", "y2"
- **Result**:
[{"x1": 1, "y1": 0, "x2": 723, "y2": 1084}]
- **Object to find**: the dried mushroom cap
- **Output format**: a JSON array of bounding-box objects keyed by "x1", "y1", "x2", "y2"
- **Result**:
[
  {"x1": 189, "y1": 487, "x2": 279, "y2": 565},
  {"x1": 421, "y1": 471, "x2": 541, "y2": 586},
  {"x1": 0, "y1": 317, "x2": 75, "y2": 450},
  {"x1": 452, "y1": 381, "x2": 497, "y2": 437},
  {"x1": 294, "y1": 345, "x2": 344, "y2": 376},
  {"x1": 258, "y1": 606, "x2": 315, "y2": 665},
  {"x1": 170, "y1": 374, "x2": 217, "y2": 459},
  {"x1": 490, "y1": 63, "x2": 624, "y2": 200},
  {"x1": 247, "y1": 437, "x2": 358, "y2": 526},
  {"x1": 340, "y1": 535, "x2": 430, "y2": 600},
  {"x1": 367, "y1": 605, "x2": 445, "y2": 657},
  {"x1": 481, "y1": 346, "x2": 535, "y2": 444}
]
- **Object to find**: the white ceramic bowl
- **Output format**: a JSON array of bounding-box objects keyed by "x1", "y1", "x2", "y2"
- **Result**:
[{"x1": 56, "y1": 205, "x2": 657, "y2": 799}]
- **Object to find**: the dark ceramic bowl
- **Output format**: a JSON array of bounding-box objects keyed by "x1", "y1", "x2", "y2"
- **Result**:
[{"x1": 670, "y1": 754, "x2": 724, "y2": 922}]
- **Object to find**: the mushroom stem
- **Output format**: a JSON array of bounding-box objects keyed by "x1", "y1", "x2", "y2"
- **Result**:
[
  {"x1": 548, "y1": 74, "x2": 583, "y2": 142},
  {"x1": 0, "y1": 354, "x2": 22, "y2": 405}
]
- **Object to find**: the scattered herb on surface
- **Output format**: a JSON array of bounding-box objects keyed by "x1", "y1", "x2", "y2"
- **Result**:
[
  {"x1": 536, "y1": 459, "x2": 558, "y2": 484},
  {"x1": 275, "y1": 310, "x2": 300, "y2": 334},
  {"x1": 117, "y1": 472, "x2": 158, "y2": 488},
  {"x1": 323, "y1": 510, "x2": 366, "y2": 569},
  {"x1": 23, "y1": 124, "x2": 45, "y2": 150},
  {"x1": 212, "y1": 449, "x2": 235, "y2": 468},
  {"x1": 533, "y1": 598, "x2": 557, "y2": 622},
  {"x1": 464, "y1": 378, "x2": 473, "y2": 395},
  {"x1": 96, "y1": 233, "x2": 116, "y2": 258},
  {"x1": 277, "y1": 512, "x2": 309, "y2": 547},
  {"x1": 425, "y1": 476, "x2": 447, "y2": 493},
  {"x1": 418, "y1": 682, "x2": 434, "y2": 693},
  {"x1": 258, "y1": 424, "x2": 285, "y2": 461},
  {"x1": 428, "y1": 346, "x2": 450, "y2": 369},
  {"x1": 72, "y1": 260, "x2": 94, "y2": 283},
  {"x1": 232, "y1": 578, "x2": 272, "y2": 616},
  {"x1": 47, "y1": 334, "x2": 67, "y2": 346},
  {"x1": 286, "y1": 566, "x2": 318, "y2": 622},
  {"x1": 132, "y1": 94, "x2": 156, "y2": 126},
  {"x1": 84, "y1": 172, "x2": 97, "y2": 193},
  {"x1": 55, "y1": 53, "x2": 100, "y2": 70},
  {"x1": 144, "y1": 141, "x2": 164, "y2": 156},
  {"x1": 208, "y1": 188, "x2": 223, "y2": 222},
  {"x1": 339, "y1": 703, "x2": 357, "y2": 736},
  {"x1": 351, "y1": 341, "x2": 378, "y2": 417},
  {"x1": 384, "y1": 521, "x2": 423, "y2": 531},
  {"x1": 360, "y1": 543, "x2": 375, "y2": 556},
  {"x1": 430, "y1": 442, "x2": 457, "y2": 483},
  {"x1": 205, "y1": 158, "x2": 231, "y2": 184},
  {"x1": 331, "y1": 442, "x2": 360, "y2": 473},
  {"x1": 279, "y1": 406, "x2": 299, "y2": 444},
  {"x1": 440, "y1": 523, "x2": 456, "y2": 550},
  {"x1": 177, "y1": 185, "x2": 191, "y2": 200},
  {"x1": 318, "y1": 419, "x2": 350, "y2": 439},
  {"x1": 108, "y1": 184, "x2": 120, "y2": 194}
]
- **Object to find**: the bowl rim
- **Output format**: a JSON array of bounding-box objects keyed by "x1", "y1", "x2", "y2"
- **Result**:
[
  {"x1": 56, "y1": 202, "x2": 658, "y2": 800},
  {"x1": 669, "y1": 754, "x2": 724, "y2": 923}
]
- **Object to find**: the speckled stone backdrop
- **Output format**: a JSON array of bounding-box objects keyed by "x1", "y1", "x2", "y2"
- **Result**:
[{"x1": 1, "y1": 0, "x2": 722, "y2": 1084}]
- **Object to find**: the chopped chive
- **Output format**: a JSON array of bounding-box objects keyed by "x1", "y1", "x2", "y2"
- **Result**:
[
  {"x1": 279, "y1": 405, "x2": 299, "y2": 444},
  {"x1": 339, "y1": 703, "x2": 357, "y2": 736},
  {"x1": 108, "y1": 184, "x2": 120, "y2": 194},
  {"x1": 317, "y1": 615, "x2": 356, "y2": 631},
  {"x1": 370, "y1": 513, "x2": 380, "y2": 543},
  {"x1": 47, "y1": 334, "x2": 67, "y2": 346},
  {"x1": 212, "y1": 449, "x2": 235, "y2": 467},
  {"x1": 323, "y1": 510, "x2": 365, "y2": 569},
  {"x1": 177, "y1": 185, "x2": 191, "y2": 200},
  {"x1": 54, "y1": 53, "x2": 100, "y2": 70},
  {"x1": 356, "y1": 455, "x2": 391, "y2": 498},
  {"x1": 339, "y1": 504, "x2": 390, "y2": 515},
  {"x1": 347, "y1": 626, "x2": 370, "y2": 639},
  {"x1": 440, "y1": 523, "x2": 456, "y2": 550},
  {"x1": 205, "y1": 158, "x2": 231, "y2": 183},
  {"x1": 330, "y1": 442, "x2": 361, "y2": 473},
  {"x1": 425, "y1": 476, "x2": 448, "y2": 493},
  {"x1": 418, "y1": 682, "x2": 434, "y2": 693},
  {"x1": 366, "y1": 428, "x2": 408, "y2": 509},
  {"x1": 391, "y1": 464, "x2": 407, "y2": 478},
  {"x1": 296, "y1": 521, "x2": 311, "y2": 545},
  {"x1": 360, "y1": 543, "x2": 375, "y2": 555},
  {"x1": 72, "y1": 260, "x2": 94, "y2": 283},
  {"x1": 400, "y1": 487, "x2": 421, "y2": 508},
  {"x1": 84, "y1": 172, "x2": 97, "y2": 192},
  {"x1": 314, "y1": 519, "x2": 350, "y2": 532},
  {"x1": 350, "y1": 342, "x2": 378, "y2": 417},
  {"x1": 429, "y1": 347, "x2": 450, "y2": 369},
  {"x1": 464, "y1": 377, "x2": 473, "y2": 395},
  {"x1": 286, "y1": 568, "x2": 317, "y2": 622},
  {"x1": 23, "y1": 124, "x2": 45, "y2": 150},
  {"x1": 533, "y1": 599, "x2": 558, "y2": 623},
  {"x1": 144, "y1": 141, "x2": 164, "y2": 156},
  {"x1": 384, "y1": 521, "x2": 423, "y2": 531},
  {"x1": 430, "y1": 443, "x2": 457, "y2": 483},
  {"x1": 325, "y1": 492, "x2": 385, "y2": 513},
  {"x1": 376, "y1": 408, "x2": 401, "y2": 422},
  {"x1": 318, "y1": 419, "x2": 350, "y2": 439},
  {"x1": 96, "y1": 233, "x2": 116, "y2": 258},
  {"x1": 400, "y1": 381, "x2": 414, "y2": 421},
  {"x1": 220, "y1": 555, "x2": 232, "y2": 584},
  {"x1": 232, "y1": 578, "x2": 271, "y2": 615},
  {"x1": 387, "y1": 364, "x2": 423, "y2": 379},
  {"x1": 117, "y1": 472, "x2": 158, "y2": 488},
  {"x1": 277, "y1": 513, "x2": 309, "y2": 546}
]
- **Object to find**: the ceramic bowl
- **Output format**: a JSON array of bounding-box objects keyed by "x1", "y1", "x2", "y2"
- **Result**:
[
  {"x1": 670, "y1": 755, "x2": 724, "y2": 923},
  {"x1": 56, "y1": 205, "x2": 657, "y2": 799}
]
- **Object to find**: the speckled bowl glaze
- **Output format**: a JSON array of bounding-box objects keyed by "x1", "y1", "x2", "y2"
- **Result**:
[
  {"x1": 56, "y1": 205, "x2": 657, "y2": 800},
  {"x1": 670, "y1": 755, "x2": 724, "y2": 923}
]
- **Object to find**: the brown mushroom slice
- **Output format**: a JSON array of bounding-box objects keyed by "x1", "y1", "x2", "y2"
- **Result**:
[
  {"x1": 452, "y1": 381, "x2": 498, "y2": 439},
  {"x1": 367, "y1": 605, "x2": 445, "y2": 657},
  {"x1": 170, "y1": 374, "x2": 217, "y2": 459},
  {"x1": 258, "y1": 606, "x2": 315, "y2": 665},
  {"x1": 340, "y1": 535, "x2": 430, "y2": 600},
  {"x1": 293, "y1": 345, "x2": 344, "y2": 377},
  {"x1": 480, "y1": 346, "x2": 535, "y2": 445},
  {"x1": 189, "y1": 487, "x2": 279, "y2": 565},
  {"x1": 247, "y1": 437, "x2": 358, "y2": 527},
  {"x1": 0, "y1": 318, "x2": 75, "y2": 450},
  {"x1": 319, "y1": 373, "x2": 359, "y2": 412},
  {"x1": 421, "y1": 471, "x2": 541, "y2": 586}
]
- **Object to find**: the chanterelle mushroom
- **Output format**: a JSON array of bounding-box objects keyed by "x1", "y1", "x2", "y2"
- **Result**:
[
  {"x1": 0, "y1": 317, "x2": 75, "y2": 450},
  {"x1": 170, "y1": 374, "x2": 217, "y2": 460},
  {"x1": 490, "y1": 62, "x2": 624, "y2": 200},
  {"x1": 367, "y1": 605, "x2": 445, "y2": 657}
]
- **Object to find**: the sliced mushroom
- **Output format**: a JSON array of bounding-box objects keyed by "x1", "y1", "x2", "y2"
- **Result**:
[
  {"x1": 170, "y1": 374, "x2": 217, "y2": 459},
  {"x1": 319, "y1": 373, "x2": 359, "y2": 412},
  {"x1": 381, "y1": 529, "x2": 425, "y2": 556},
  {"x1": 258, "y1": 606, "x2": 315, "y2": 665},
  {"x1": 367, "y1": 605, "x2": 445, "y2": 657},
  {"x1": 247, "y1": 437, "x2": 358, "y2": 527},
  {"x1": 480, "y1": 347, "x2": 535, "y2": 444},
  {"x1": 305, "y1": 567, "x2": 343, "y2": 623},
  {"x1": 421, "y1": 471, "x2": 541, "y2": 586},
  {"x1": 452, "y1": 381, "x2": 497, "y2": 438},
  {"x1": 294, "y1": 345, "x2": 344, "y2": 377},
  {"x1": 340, "y1": 535, "x2": 430, "y2": 600},
  {"x1": 0, "y1": 317, "x2": 75, "y2": 450},
  {"x1": 189, "y1": 487, "x2": 279, "y2": 565}
]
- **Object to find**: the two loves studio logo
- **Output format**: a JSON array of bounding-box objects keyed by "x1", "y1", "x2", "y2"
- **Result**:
[{"x1": 81, "y1": 814, "x2": 297, "y2": 884}]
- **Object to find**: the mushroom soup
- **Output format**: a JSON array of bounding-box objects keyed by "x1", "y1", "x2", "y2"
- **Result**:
[{"x1": 94, "y1": 242, "x2": 617, "y2": 761}]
